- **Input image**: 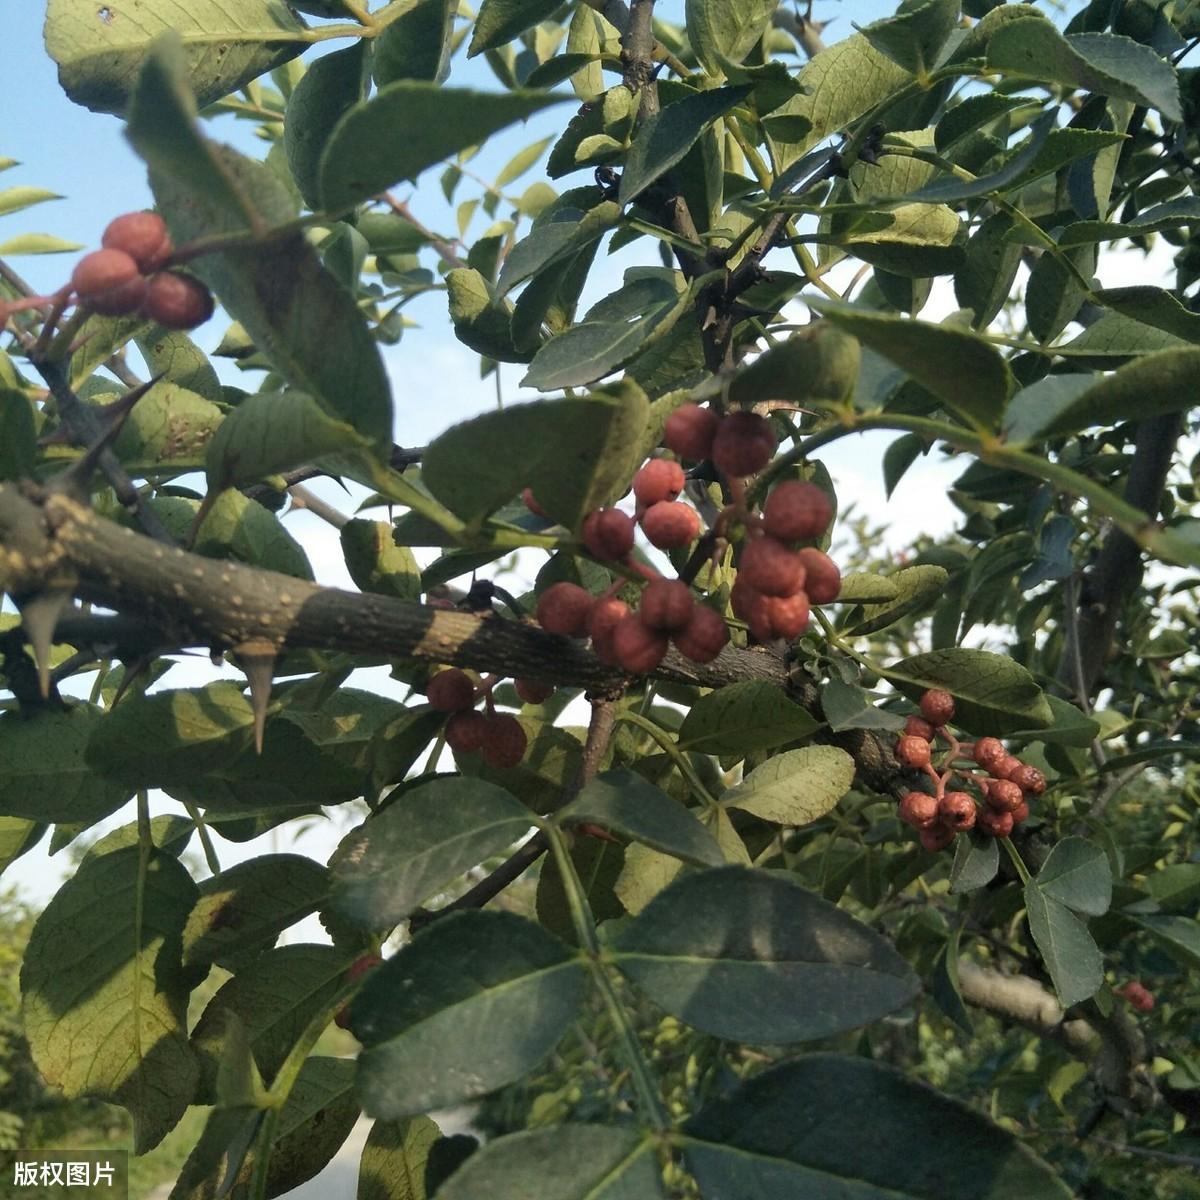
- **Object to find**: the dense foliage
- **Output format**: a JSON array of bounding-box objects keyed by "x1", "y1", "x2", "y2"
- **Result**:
[{"x1": 1, "y1": 0, "x2": 1199, "y2": 1196}]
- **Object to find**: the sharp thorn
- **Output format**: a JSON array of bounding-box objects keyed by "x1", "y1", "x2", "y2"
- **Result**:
[
  {"x1": 19, "y1": 589, "x2": 71, "y2": 699},
  {"x1": 234, "y1": 640, "x2": 277, "y2": 755}
]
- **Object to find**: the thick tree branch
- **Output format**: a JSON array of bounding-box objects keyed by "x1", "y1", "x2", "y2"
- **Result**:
[
  {"x1": 0, "y1": 482, "x2": 904, "y2": 794},
  {"x1": 957, "y1": 962, "x2": 1155, "y2": 1105}
]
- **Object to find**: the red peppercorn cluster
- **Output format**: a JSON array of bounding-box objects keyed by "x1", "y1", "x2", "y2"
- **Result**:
[
  {"x1": 535, "y1": 578, "x2": 728, "y2": 675},
  {"x1": 69, "y1": 212, "x2": 214, "y2": 330},
  {"x1": 1116, "y1": 980, "x2": 1155, "y2": 1012},
  {"x1": 895, "y1": 689, "x2": 1045, "y2": 851},
  {"x1": 426, "y1": 665, "x2": 551, "y2": 769}
]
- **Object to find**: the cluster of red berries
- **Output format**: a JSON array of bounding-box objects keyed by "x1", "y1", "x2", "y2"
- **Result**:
[
  {"x1": 524, "y1": 404, "x2": 843, "y2": 674},
  {"x1": 426, "y1": 665, "x2": 554, "y2": 768},
  {"x1": 1116, "y1": 980, "x2": 1155, "y2": 1013},
  {"x1": 69, "y1": 211, "x2": 214, "y2": 330},
  {"x1": 894, "y1": 689, "x2": 1046, "y2": 852}
]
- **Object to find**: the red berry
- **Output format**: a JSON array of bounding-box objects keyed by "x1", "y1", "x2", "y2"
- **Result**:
[
  {"x1": 101, "y1": 211, "x2": 173, "y2": 273},
  {"x1": 763, "y1": 590, "x2": 810, "y2": 639},
  {"x1": 633, "y1": 458, "x2": 685, "y2": 507},
  {"x1": 978, "y1": 807, "x2": 1014, "y2": 839},
  {"x1": 427, "y1": 668, "x2": 476, "y2": 712},
  {"x1": 796, "y1": 547, "x2": 841, "y2": 604},
  {"x1": 973, "y1": 737, "x2": 1005, "y2": 768},
  {"x1": 905, "y1": 715, "x2": 935, "y2": 741},
  {"x1": 939, "y1": 791, "x2": 977, "y2": 833},
  {"x1": 1119, "y1": 982, "x2": 1155, "y2": 1012},
  {"x1": 730, "y1": 578, "x2": 774, "y2": 642},
  {"x1": 480, "y1": 713, "x2": 528, "y2": 768},
  {"x1": 711, "y1": 411, "x2": 776, "y2": 477},
  {"x1": 673, "y1": 603, "x2": 728, "y2": 663},
  {"x1": 537, "y1": 582, "x2": 593, "y2": 636},
  {"x1": 515, "y1": 678, "x2": 555, "y2": 705},
  {"x1": 762, "y1": 481, "x2": 833, "y2": 543},
  {"x1": 895, "y1": 735, "x2": 932, "y2": 769},
  {"x1": 985, "y1": 779, "x2": 1023, "y2": 814},
  {"x1": 1012, "y1": 799, "x2": 1030, "y2": 824},
  {"x1": 641, "y1": 501, "x2": 701, "y2": 550},
  {"x1": 71, "y1": 248, "x2": 147, "y2": 316},
  {"x1": 899, "y1": 791, "x2": 939, "y2": 830},
  {"x1": 919, "y1": 689, "x2": 955, "y2": 727},
  {"x1": 581, "y1": 507, "x2": 635, "y2": 561},
  {"x1": 640, "y1": 579, "x2": 694, "y2": 632},
  {"x1": 522, "y1": 487, "x2": 547, "y2": 517},
  {"x1": 1011, "y1": 764, "x2": 1045, "y2": 795},
  {"x1": 739, "y1": 536, "x2": 805, "y2": 597},
  {"x1": 588, "y1": 595, "x2": 630, "y2": 665},
  {"x1": 990, "y1": 754, "x2": 1023, "y2": 782},
  {"x1": 445, "y1": 709, "x2": 488, "y2": 754},
  {"x1": 612, "y1": 613, "x2": 669, "y2": 673},
  {"x1": 663, "y1": 404, "x2": 718, "y2": 461},
  {"x1": 142, "y1": 270, "x2": 214, "y2": 330},
  {"x1": 919, "y1": 824, "x2": 955, "y2": 852}
]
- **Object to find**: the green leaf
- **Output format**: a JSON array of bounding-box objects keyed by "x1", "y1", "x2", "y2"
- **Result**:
[
  {"x1": 728, "y1": 324, "x2": 861, "y2": 408},
  {"x1": 820, "y1": 679, "x2": 907, "y2": 733},
  {"x1": 1095, "y1": 285, "x2": 1200, "y2": 344},
  {"x1": 837, "y1": 573, "x2": 901, "y2": 604},
  {"x1": 614, "y1": 840, "x2": 687, "y2": 917},
  {"x1": 846, "y1": 564, "x2": 949, "y2": 636},
  {"x1": 682, "y1": 1055, "x2": 1073, "y2": 1198},
  {"x1": 470, "y1": 0, "x2": 565, "y2": 56},
  {"x1": 0, "y1": 817, "x2": 46, "y2": 876},
  {"x1": 1007, "y1": 348, "x2": 1200, "y2": 442},
  {"x1": 191, "y1": 943, "x2": 348, "y2": 1103},
  {"x1": 1058, "y1": 310, "x2": 1191, "y2": 360},
  {"x1": 1058, "y1": 197, "x2": 1200, "y2": 246},
  {"x1": 931, "y1": 924, "x2": 973, "y2": 1036},
  {"x1": 860, "y1": 0, "x2": 961, "y2": 77},
  {"x1": 618, "y1": 86, "x2": 750, "y2": 206},
  {"x1": 613, "y1": 866, "x2": 919, "y2": 1042},
  {"x1": 375, "y1": 0, "x2": 456, "y2": 84},
  {"x1": 21, "y1": 847, "x2": 199, "y2": 1153},
  {"x1": 988, "y1": 19, "x2": 1182, "y2": 123},
  {"x1": 183, "y1": 853, "x2": 330, "y2": 969},
  {"x1": 769, "y1": 35, "x2": 911, "y2": 163},
  {"x1": 435, "y1": 1126, "x2": 663, "y2": 1200},
  {"x1": 0, "y1": 388, "x2": 36, "y2": 481},
  {"x1": 810, "y1": 299, "x2": 1013, "y2": 430},
  {"x1": 720, "y1": 746, "x2": 855, "y2": 825},
  {"x1": 1037, "y1": 837, "x2": 1112, "y2": 916},
  {"x1": 340, "y1": 519, "x2": 421, "y2": 600},
  {"x1": 686, "y1": 0, "x2": 776, "y2": 76},
  {"x1": 205, "y1": 390, "x2": 371, "y2": 492},
  {"x1": 886, "y1": 648, "x2": 1053, "y2": 735},
  {"x1": 537, "y1": 837, "x2": 625, "y2": 944},
  {"x1": 319, "y1": 83, "x2": 567, "y2": 211},
  {"x1": 0, "y1": 233, "x2": 83, "y2": 255},
  {"x1": 949, "y1": 832, "x2": 999, "y2": 894},
  {"x1": 422, "y1": 390, "x2": 648, "y2": 528},
  {"x1": 677, "y1": 680, "x2": 820, "y2": 756},
  {"x1": 329, "y1": 777, "x2": 532, "y2": 930},
  {"x1": 69, "y1": 314, "x2": 151, "y2": 390},
  {"x1": 171, "y1": 1058, "x2": 359, "y2": 1200},
  {"x1": 1130, "y1": 914, "x2": 1200, "y2": 971},
  {"x1": 358, "y1": 1117, "x2": 440, "y2": 1200},
  {"x1": 1024, "y1": 882, "x2": 1102, "y2": 1006},
  {"x1": 195, "y1": 488, "x2": 313, "y2": 579},
  {"x1": 284, "y1": 42, "x2": 369, "y2": 210},
  {"x1": 110, "y1": 381, "x2": 224, "y2": 472},
  {"x1": 0, "y1": 705, "x2": 132, "y2": 823},
  {"x1": 44, "y1": 0, "x2": 306, "y2": 115},
  {"x1": 351, "y1": 911, "x2": 586, "y2": 1116},
  {"x1": 497, "y1": 202, "x2": 620, "y2": 297},
  {"x1": 129, "y1": 39, "x2": 394, "y2": 453},
  {"x1": 0, "y1": 186, "x2": 61, "y2": 217},
  {"x1": 557, "y1": 769, "x2": 724, "y2": 868},
  {"x1": 955, "y1": 212, "x2": 1022, "y2": 329},
  {"x1": 522, "y1": 282, "x2": 691, "y2": 390},
  {"x1": 136, "y1": 326, "x2": 223, "y2": 404}
]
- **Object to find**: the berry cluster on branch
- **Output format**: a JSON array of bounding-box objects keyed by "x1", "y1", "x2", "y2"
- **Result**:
[
  {"x1": 527, "y1": 403, "x2": 844, "y2": 676},
  {"x1": 426, "y1": 666, "x2": 540, "y2": 768},
  {"x1": 895, "y1": 690, "x2": 1046, "y2": 852}
]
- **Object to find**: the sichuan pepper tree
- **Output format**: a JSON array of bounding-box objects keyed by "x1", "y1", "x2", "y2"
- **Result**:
[{"x1": 1, "y1": 0, "x2": 1199, "y2": 1196}]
